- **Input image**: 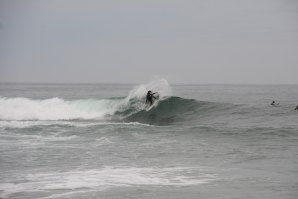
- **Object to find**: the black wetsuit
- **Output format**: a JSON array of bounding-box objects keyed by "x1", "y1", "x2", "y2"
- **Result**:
[{"x1": 146, "y1": 92, "x2": 156, "y2": 105}]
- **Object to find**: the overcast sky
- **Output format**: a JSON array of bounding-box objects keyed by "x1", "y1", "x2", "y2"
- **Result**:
[{"x1": 0, "y1": 0, "x2": 298, "y2": 84}]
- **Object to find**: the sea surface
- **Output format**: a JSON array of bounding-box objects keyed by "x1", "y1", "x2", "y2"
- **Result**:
[{"x1": 0, "y1": 79, "x2": 298, "y2": 199}]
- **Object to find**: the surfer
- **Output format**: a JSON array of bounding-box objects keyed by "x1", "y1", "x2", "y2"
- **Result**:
[
  {"x1": 295, "y1": 105, "x2": 298, "y2": 111},
  {"x1": 271, "y1": 100, "x2": 279, "y2": 106},
  {"x1": 146, "y1": 91, "x2": 157, "y2": 105}
]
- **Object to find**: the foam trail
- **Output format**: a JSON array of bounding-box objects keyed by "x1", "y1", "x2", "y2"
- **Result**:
[
  {"x1": 0, "y1": 167, "x2": 216, "y2": 198},
  {"x1": 0, "y1": 121, "x2": 153, "y2": 129}
]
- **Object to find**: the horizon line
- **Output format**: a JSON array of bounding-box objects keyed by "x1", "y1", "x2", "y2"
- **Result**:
[{"x1": 1, "y1": 81, "x2": 298, "y2": 86}]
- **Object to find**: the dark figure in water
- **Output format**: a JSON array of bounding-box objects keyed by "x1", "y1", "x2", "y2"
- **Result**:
[
  {"x1": 295, "y1": 105, "x2": 298, "y2": 110},
  {"x1": 146, "y1": 91, "x2": 157, "y2": 105},
  {"x1": 271, "y1": 101, "x2": 279, "y2": 106}
]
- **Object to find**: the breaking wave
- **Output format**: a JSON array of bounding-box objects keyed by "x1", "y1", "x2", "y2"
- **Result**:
[
  {"x1": 0, "y1": 79, "x2": 227, "y2": 125},
  {"x1": 0, "y1": 79, "x2": 169, "y2": 121}
]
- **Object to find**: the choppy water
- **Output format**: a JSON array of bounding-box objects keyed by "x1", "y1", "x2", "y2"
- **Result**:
[{"x1": 0, "y1": 80, "x2": 298, "y2": 199}]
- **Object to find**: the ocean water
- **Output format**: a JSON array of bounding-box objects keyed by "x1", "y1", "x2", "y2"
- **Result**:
[{"x1": 0, "y1": 79, "x2": 298, "y2": 199}]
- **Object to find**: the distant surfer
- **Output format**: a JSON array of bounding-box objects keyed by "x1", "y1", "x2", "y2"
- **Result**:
[
  {"x1": 295, "y1": 105, "x2": 298, "y2": 110},
  {"x1": 271, "y1": 101, "x2": 279, "y2": 106},
  {"x1": 146, "y1": 91, "x2": 157, "y2": 105}
]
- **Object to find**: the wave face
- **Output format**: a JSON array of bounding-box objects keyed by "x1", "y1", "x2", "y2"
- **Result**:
[{"x1": 121, "y1": 97, "x2": 219, "y2": 125}]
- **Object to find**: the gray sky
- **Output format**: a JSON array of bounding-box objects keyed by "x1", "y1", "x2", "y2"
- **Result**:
[{"x1": 0, "y1": 0, "x2": 298, "y2": 84}]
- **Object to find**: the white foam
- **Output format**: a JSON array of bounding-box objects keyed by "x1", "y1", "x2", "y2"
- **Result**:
[
  {"x1": 0, "y1": 132, "x2": 79, "y2": 148},
  {"x1": 0, "y1": 120, "x2": 153, "y2": 129},
  {"x1": 0, "y1": 97, "x2": 121, "y2": 121},
  {"x1": 95, "y1": 137, "x2": 113, "y2": 145},
  {"x1": 0, "y1": 167, "x2": 216, "y2": 198}
]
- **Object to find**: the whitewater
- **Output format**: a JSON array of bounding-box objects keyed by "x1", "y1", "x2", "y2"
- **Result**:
[
  {"x1": 0, "y1": 80, "x2": 298, "y2": 199},
  {"x1": 0, "y1": 79, "x2": 172, "y2": 121}
]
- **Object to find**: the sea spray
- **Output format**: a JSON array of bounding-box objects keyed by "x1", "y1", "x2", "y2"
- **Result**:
[{"x1": 126, "y1": 78, "x2": 172, "y2": 100}]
